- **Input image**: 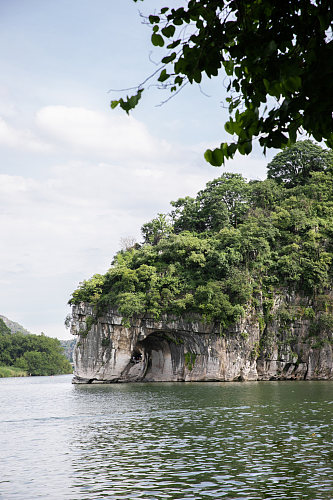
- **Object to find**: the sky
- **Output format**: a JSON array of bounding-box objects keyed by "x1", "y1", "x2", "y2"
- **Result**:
[{"x1": 0, "y1": 0, "x2": 274, "y2": 339}]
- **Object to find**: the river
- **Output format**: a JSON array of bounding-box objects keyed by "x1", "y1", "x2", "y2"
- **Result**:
[{"x1": 0, "y1": 375, "x2": 332, "y2": 499}]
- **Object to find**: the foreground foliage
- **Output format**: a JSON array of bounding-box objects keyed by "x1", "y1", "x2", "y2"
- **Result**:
[
  {"x1": 112, "y1": 1, "x2": 333, "y2": 164},
  {"x1": 0, "y1": 329, "x2": 73, "y2": 376},
  {"x1": 70, "y1": 142, "x2": 333, "y2": 329}
]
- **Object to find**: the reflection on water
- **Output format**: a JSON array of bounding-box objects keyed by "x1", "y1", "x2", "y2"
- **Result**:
[{"x1": 0, "y1": 376, "x2": 332, "y2": 499}]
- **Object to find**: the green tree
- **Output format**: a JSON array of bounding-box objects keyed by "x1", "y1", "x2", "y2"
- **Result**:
[
  {"x1": 171, "y1": 173, "x2": 248, "y2": 232},
  {"x1": 171, "y1": 196, "x2": 207, "y2": 233},
  {"x1": 15, "y1": 350, "x2": 72, "y2": 376},
  {"x1": 267, "y1": 140, "x2": 333, "y2": 187},
  {"x1": 70, "y1": 274, "x2": 106, "y2": 305},
  {"x1": 200, "y1": 174, "x2": 249, "y2": 228},
  {"x1": 0, "y1": 333, "x2": 14, "y2": 365},
  {"x1": 112, "y1": 1, "x2": 333, "y2": 165},
  {"x1": 0, "y1": 318, "x2": 11, "y2": 335},
  {"x1": 248, "y1": 179, "x2": 284, "y2": 211},
  {"x1": 0, "y1": 331, "x2": 72, "y2": 376},
  {"x1": 141, "y1": 213, "x2": 173, "y2": 244}
]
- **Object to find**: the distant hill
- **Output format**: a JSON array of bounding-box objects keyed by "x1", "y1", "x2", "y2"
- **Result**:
[{"x1": 0, "y1": 315, "x2": 32, "y2": 335}]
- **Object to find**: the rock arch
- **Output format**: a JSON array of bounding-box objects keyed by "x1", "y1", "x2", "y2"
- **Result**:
[
  {"x1": 70, "y1": 302, "x2": 333, "y2": 383},
  {"x1": 70, "y1": 303, "x2": 258, "y2": 383}
]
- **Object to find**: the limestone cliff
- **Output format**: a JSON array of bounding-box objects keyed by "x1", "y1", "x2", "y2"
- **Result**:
[{"x1": 70, "y1": 297, "x2": 333, "y2": 383}]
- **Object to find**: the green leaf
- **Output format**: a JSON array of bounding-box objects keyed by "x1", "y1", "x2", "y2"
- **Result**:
[
  {"x1": 167, "y1": 39, "x2": 181, "y2": 49},
  {"x1": 270, "y1": 82, "x2": 282, "y2": 98},
  {"x1": 204, "y1": 149, "x2": 212, "y2": 164},
  {"x1": 161, "y1": 25, "x2": 176, "y2": 38},
  {"x1": 112, "y1": 89, "x2": 144, "y2": 115},
  {"x1": 151, "y1": 33, "x2": 164, "y2": 47},
  {"x1": 223, "y1": 60, "x2": 234, "y2": 76},
  {"x1": 204, "y1": 147, "x2": 224, "y2": 166},
  {"x1": 238, "y1": 140, "x2": 252, "y2": 155},
  {"x1": 263, "y1": 78, "x2": 270, "y2": 92},
  {"x1": 227, "y1": 143, "x2": 237, "y2": 157},
  {"x1": 162, "y1": 52, "x2": 176, "y2": 64},
  {"x1": 243, "y1": 140, "x2": 252, "y2": 154},
  {"x1": 283, "y1": 76, "x2": 302, "y2": 93},
  {"x1": 149, "y1": 15, "x2": 160, "y2": 24},
  {"x1": 158, "y1": 69, "x2": 170, "y2": 82},
  {"x1": 224, "y1": 120, "x2": 234, "y2": 134},
  {"x1": 174, "y1": 75, "x2": 184, "y2": 85},
  {"x1": 193, "y1": 70, "x2": 202, "y2": 83}
]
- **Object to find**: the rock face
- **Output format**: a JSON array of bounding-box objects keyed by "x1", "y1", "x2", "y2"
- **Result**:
[{"x1": 71, "y1": 301, "x2": 333, "y2": 383}]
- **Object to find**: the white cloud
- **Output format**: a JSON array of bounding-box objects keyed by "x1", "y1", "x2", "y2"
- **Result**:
[
  {"x1": 0, "y1": 117, "x2": 51, "y2": 152},
  {"x1": 35, "y1": 105, "x2": 169, "y2": 160},
  {"x1": 0, "y1": 174, "x2": 37, "y2": 195}
]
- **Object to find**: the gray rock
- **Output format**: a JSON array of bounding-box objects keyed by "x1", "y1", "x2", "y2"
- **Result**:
[{"x1": 70, "y1": 300, "x2": 333, "y2": 383}]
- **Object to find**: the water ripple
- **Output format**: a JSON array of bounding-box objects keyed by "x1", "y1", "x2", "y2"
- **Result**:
[{"x1": 0, "y1": 377, "x2": 332, "y2": 499}]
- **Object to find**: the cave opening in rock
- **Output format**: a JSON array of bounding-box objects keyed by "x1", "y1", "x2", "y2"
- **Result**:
[
  {"x1": 130, "y1": 349, "x2": 142, "y2": 364},
  {"x1": 135, "y1": 332, "x2": 185, "y2": 381}
]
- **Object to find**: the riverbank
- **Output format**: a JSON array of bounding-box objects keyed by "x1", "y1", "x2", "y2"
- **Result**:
[{"x1": 0, "y1": 365, "x2": 28, "y2": 377}]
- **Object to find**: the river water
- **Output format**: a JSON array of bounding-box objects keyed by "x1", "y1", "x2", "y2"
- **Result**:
[{"x1": 0, "y1": 376, "x2": 332, "y2": 499}]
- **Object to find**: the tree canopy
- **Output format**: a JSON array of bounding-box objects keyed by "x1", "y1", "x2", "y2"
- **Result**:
[
  {"x1": 0, "y1": 331, "x2": 73, "y2": 376},
  {"x1": 70, "y1": 141, "x2": 333, "y2": 329},
  {"x1": 112, "y1": 0, "x2": 333, "y2": 165},
  {"x1": 267, "y1": 140, "x2": 333, "y2": 187}
]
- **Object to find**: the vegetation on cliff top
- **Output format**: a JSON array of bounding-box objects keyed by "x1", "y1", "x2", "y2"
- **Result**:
[
  {"x1": 0, "y1": 318, "x2": 72, "y2": 376},
  {"x1": 70, "y1": 141, "x2": 333, "y2": 327}
]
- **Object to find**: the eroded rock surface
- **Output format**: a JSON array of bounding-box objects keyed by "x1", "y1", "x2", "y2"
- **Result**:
[{"x1": 71, "y1": 302, "x2": 333, "y2": 383}]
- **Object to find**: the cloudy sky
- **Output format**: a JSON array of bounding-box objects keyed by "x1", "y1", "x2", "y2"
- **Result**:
[{"x1": 0, "y1": 0, "x2": 273, "y2": 339}]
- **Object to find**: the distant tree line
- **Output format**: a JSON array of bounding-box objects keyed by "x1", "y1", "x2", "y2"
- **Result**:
[{"x1": 0, "y1": 319, "x2": 72, "y2": 376}]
